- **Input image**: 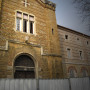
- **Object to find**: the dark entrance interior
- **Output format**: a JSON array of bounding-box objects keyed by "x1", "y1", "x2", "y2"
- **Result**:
[{"x1": 14, "y1": 55, "x2": 35, "y2": 78}]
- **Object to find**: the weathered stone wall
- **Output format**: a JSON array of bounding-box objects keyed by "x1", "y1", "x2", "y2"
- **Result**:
[
  {"x1": 0, "y1": 0, "x2": 1, "y2": 13},
  {"x1": 0, "y1": 0, "x2": 2, "y2": 28},
  {"x1": 0, "y1": 0, "x2": 63, "y2": 78},
  {"x1": 0, "y1": 0, "x2": 2, "y2": 13}
]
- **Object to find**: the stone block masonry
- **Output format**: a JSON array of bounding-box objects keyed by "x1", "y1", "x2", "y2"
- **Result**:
[{"x1": 0, "y1": 0, "x2": 63, "y2": 78}]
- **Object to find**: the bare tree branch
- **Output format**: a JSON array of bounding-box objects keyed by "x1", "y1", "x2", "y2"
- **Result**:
[{"x1": 73, "y1": 0, "x2": 90, "y2": 30}]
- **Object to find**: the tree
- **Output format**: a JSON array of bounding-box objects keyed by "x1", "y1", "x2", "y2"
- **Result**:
[{"x1": 73, "y1": 0, "x2": 90, "y2": 30}]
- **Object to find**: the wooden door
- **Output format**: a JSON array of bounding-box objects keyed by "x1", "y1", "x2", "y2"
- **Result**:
[
  {"x1": 14, "y1": 71, "x2": 35, "y2": 78},
  {"x1": 14, "y1": 55, "x2": 35, "y2": 79}
]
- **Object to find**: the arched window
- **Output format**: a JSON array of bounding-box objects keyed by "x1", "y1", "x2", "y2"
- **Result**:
[
  {"x1": 81, "y1": 67, "x2": 88, "y2": 77},
  {"x1": 82, "y1": 70, "x2": 87, "y2": 77},
  {"x1": 68, "y1": 66, "x2": 77, "y2": 78},
  {"x1": 69, "y1": 69, "x2": 75, "y2": 78}
]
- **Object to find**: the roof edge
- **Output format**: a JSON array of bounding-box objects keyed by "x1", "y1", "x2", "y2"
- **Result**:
[{"x1": 57, "y1": 25, "x2": 90, "y2": 38}]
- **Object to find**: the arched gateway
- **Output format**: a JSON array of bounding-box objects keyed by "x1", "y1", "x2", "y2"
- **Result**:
[{"x1": 14, "y1": 54, "x2": 35, "y2": 78}]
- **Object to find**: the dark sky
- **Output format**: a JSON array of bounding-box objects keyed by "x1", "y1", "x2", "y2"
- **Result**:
[{"x1": 50, "y1": 0, "x2": 90, "y2": 36}]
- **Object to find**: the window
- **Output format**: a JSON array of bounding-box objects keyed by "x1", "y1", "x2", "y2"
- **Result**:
[
  {"x1": 79, "y1": 51, "x2": 82, "y2": 60},
  {"x1": 68, "y1": 66, "x2": 77, "y2": 78},
  {"x1": 67, "y1": 48, "x2": 71, "y2": 58},
  {"x1": 23, "y1": 14, "x2": 28, "y2": 33},
  {"x1": 16, "y1": 18, "x2": 22, "y2": 31},
  {"x1": 23, "y1": 19, "x2": 27, "y2": 32},
  {"x1": 16, "y1": 12, "x2": 22, "y2": 31},
  {"x1": 77, "y1": 38, "x2": 79, "y2": 40},
  {"x1": 52, "y1": 28, "x2": 54, "y2": 35},
  {"x1": 69, "y1": 69, "x2": 75, "y2": 78},
  {"x1": 82, "y1": 69, "x2": 87, "y2": 77},
  {"x1": 16, "y1": 11, "x2": 35, "y2": 34},
  {"x1": 29, "y1": 15, "x2": 34, "y2": 34},
  {"x1": 87, "y1": 41, "x2": 88, "y2": 45},
  {"x1": 65, "y1": 35, "x2": 68, "y2": 39}
]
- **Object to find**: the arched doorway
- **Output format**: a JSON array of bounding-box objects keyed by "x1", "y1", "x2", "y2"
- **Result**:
[{"x1": 14, "y1": 55, "x2": 35, "y2": 78}]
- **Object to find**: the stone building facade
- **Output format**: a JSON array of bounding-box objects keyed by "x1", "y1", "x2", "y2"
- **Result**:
[
  {"x1": 0, "y1": 0, "x2": 63, "y2": 78},
  {"x1": 58, "y1": 25, "x2": 90, "y2": 78},
  {"x1": 0, "y1": 0, "x2": 90, "y2": 79}
]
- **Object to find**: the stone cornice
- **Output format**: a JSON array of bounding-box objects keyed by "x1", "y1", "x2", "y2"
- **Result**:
[
  {"x1": 9, "y1": 39, "x2": 41, "y2": 48},
  {"x1": 0, "y1": 37, "x2": 62, "y2": 57},
  {"x1": 1, "y1": 39, "x2": 62, "y2": 57}
]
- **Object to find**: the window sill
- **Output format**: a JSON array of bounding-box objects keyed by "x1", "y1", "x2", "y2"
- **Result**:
[{"x1": 15, "y1": 30, "x2": 36, "y2": 36}]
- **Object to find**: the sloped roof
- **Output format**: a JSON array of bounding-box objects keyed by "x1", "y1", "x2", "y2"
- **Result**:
[{"x1": 58, "y1": 25, "x2": 90, "y2": 38}]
